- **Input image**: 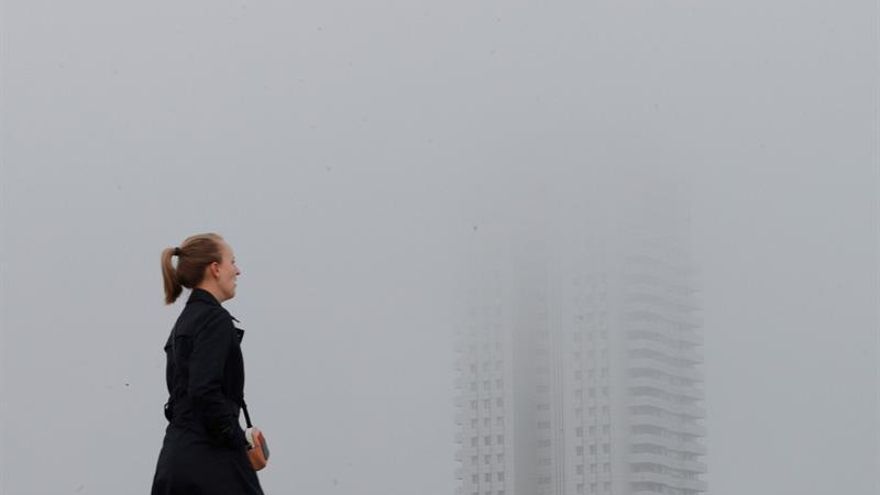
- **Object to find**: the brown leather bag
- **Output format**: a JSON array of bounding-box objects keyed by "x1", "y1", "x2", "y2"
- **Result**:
[
  {"x1": 243, "y1": 403, "x2": 270, "y2": 471},
  {"x1": 246, "y1": 427, "x2": 269, "y2": 471}
]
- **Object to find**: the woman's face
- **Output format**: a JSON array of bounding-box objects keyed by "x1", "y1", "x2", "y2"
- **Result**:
[{"x1": 215, "y1": 242, "x2": 241, "y2": 301}]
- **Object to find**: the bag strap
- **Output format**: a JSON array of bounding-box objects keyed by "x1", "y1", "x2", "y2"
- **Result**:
[{"x1": 242, "y1": 400, "x2": 253, "y2": 428}]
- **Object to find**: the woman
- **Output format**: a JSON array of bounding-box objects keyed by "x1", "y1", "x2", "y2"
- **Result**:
[{"x1": 151, "y1": 233, "x2": 265, "y2": 495}]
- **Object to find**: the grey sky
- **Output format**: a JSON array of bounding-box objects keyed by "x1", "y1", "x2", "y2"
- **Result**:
[{"x1": 1, "y1": 1, "x2": 877, "y2": 494}]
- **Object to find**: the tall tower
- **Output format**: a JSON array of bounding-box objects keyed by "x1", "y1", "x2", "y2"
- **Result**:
[
  {"x1": 615, "y1": 191, "x2": 707, "y2": 495},
  {"x1": 454, "y1": 188, "x2": 707, "y2": 495}
]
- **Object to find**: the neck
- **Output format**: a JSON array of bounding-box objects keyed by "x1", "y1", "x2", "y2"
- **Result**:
[{"x1": 195, "y1": 284, "x2": 225, "y2": 304}]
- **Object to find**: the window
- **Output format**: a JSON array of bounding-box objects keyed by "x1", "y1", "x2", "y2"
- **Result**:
[
  {"x1": 496, "y1": 398, "x2": 504, "y2": 408},
  {"x1": 497, "y1": 472, "x2": 504, "y2": 482},
  {"x1": 484, "y1": 473, "x2": 491, "y2": 482},
  {"x1": 484, "y1": 436, "x2": 491, "y2": 446},
  {"x1": 602, "y1": 443, "x2": 610, "y2": 454},
  {"x1": 471, "y1": 474, "x2": 478, "y2": 483},
  {"x1": 471, "y1": 437, "x2": 478, "y2": 447},
  {"x1": 497, "y1": 434, "x2": 504, "y2": 445},
  {"x1": 484, "y1": 454, "x2": 491, "y2": 464},
  {"x1": 576, "y1": 464, "x2": 584, "y2": 474},
  {"x1": 576, "y1": 427, "x2": 584, "y2": 437},
  {"x1": 471, "y1": 419, "x2": 478, "y2": 428},
  {"x1": 497, "y1": 453, "x2": 504, "y2": 463},
  {"x1": 576, "y1": 446, "x2": 584, "y2": 456}
]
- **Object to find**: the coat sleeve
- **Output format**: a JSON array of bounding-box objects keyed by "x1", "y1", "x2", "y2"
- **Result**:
[{"x1": 188, "y1": 308, "x2": 247, "y2": 449}]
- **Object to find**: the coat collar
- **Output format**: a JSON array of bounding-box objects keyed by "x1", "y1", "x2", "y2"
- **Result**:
[
  {"x1": 187, "y1": 288, "x2": 222, "y2": 307},
  {"x1": 187, "y1": 288, "x2": 243, "y2": 329}
]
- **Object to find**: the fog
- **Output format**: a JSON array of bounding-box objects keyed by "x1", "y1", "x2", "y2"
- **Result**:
[{"x1": 1, "y1": 1, "x2": 877, "y2": 494}]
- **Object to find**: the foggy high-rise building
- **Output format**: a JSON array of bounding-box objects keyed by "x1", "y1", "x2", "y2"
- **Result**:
[{"x1": 454, "y1": 192, "x2": 707, "y2": 495}]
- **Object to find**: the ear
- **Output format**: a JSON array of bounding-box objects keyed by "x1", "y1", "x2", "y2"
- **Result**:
[{"x1": 209, "y1": 261, "x2": 221, "y2": 279}]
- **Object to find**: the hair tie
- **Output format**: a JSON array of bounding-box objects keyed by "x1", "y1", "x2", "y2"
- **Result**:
[{"x1": 173, "y1": 247, "x2": 181, "y2": 256}]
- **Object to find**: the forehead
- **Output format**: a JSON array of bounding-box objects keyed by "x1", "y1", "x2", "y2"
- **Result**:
[{"x1": 219, "y1": 241, "x2": 235, "y2": 259}]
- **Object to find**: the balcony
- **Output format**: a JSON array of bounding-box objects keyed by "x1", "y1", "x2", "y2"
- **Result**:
[
  {"x1": 626, "y1": 329, "x2": 704, "y2": 353},
  {"x1": 629, "y1": 434, "x2": 707, "y2": 455},
  {"x1": 629, "y1": 376, "x2": 705, "y2": 401},
  {"x1": 626, "y1": 394, "x2": 706, "y2": 419},
  {"x1": 628, "y1": 453, "x2": 708, "y2": 474},
  {"x1": 623, "y1": 304, "x2": 703, "y2": 330},
  {"x1": 629, "y1": 413, "x2": 707, "y2": 437},
  {"x1": 630, "y1": 472, "x2": 708, "y2": 492},
  {"x1": 627, "y1": 358, "x2": 703, "y2": 383},
  {"x1": 627, "y1": 338, "x2": 703, "y2": 364}
]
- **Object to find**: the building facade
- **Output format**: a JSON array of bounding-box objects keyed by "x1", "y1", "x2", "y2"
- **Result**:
[{"x1": 454, "y1": 196, "x2": 707, "y2": 495}]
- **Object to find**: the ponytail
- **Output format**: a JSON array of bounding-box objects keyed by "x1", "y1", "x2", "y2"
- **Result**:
[
  {"x1": 161, "y1": 247, "x2": 183, "y2": 304},
  {"x1": 161, "y1": 233, "x2": 224, "y2": 305}
]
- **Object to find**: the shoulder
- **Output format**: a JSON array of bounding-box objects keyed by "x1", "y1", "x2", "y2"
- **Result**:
[
  {"x1": 201, "y1": 306, "x2": 236, "y2": 333},
  {"x1": 174, "y1": 302, "x2": 234, "y2": 337}
]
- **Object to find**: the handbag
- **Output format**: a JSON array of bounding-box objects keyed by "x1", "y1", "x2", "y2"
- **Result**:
[{"x1": 242, "y1": 402, "x2": 270, "y2": 471}]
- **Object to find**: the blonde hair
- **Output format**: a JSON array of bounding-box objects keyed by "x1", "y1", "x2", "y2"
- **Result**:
[{"x1": 161, "y1": 233, "x2": 225, "y2": 304}]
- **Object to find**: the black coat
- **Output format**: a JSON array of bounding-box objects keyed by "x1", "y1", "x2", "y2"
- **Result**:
[{"x1": 151, "y1": 289, "x2": 263, "y2": 495}]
